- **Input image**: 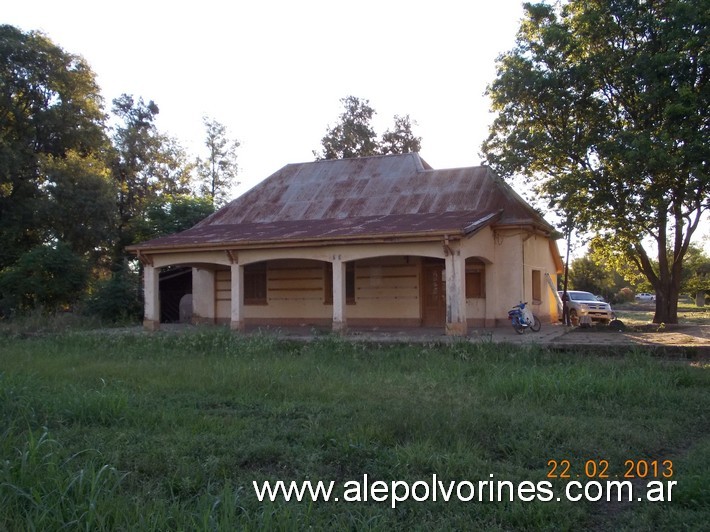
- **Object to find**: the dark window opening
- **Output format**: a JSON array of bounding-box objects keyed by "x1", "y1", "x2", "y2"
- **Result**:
[{"x1": 245, "y1": 263, "x2": 267, "y2": 305}]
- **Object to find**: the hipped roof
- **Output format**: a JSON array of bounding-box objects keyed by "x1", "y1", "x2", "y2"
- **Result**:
[{"x1": 128, "y1": 153, "x2": 555, "y2": 252}]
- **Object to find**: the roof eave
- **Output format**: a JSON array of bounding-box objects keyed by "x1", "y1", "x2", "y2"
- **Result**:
[
  {"x1": 126, "y1": 229, "x2": 467, "y2": 256},
  {"x1": 462, "y1": 210, "x2": 503, "y2": 236},
  {"x1": 492, "y1": 221, "x2": 555, "y2": 236}
]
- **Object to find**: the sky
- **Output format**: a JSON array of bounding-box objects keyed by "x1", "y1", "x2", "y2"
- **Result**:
[
  {"x1": 4, "y1": 0, "x2": 526, "y2": 193},
  {"x1": 5, "y1": 0, "x2": 709, "y2": 254}
]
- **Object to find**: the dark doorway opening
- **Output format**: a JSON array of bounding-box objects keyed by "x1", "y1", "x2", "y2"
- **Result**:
[{"x1": 160, "y1": 267, "x2": 192, "y2": 323}]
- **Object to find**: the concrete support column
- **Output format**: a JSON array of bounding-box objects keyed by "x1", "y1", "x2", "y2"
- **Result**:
[
  {"x1": 143, "y1": 265, "x2": 160, "y2": 331},
  {"x1": 332, "y1": 257, "x2": 347, "y2": 333},
  {"x1": 484, "y1": 263, "x2": 497, "y2": 328},
  {"x1": 230, "y1": 263, "x2": 244, "y2": 331},
  {"x1": 445, "y1": 249, "x2": 467, "y2": 336},
  {"x1": 192, "y1": 268, "x2": 216, "y2": 324}
]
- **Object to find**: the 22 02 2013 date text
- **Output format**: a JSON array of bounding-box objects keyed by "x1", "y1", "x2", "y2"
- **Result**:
[{"x1": 547, "y1": 459, "x2": 673, "y2": 480}]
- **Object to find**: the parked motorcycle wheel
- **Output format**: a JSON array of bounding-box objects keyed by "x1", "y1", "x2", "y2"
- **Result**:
[
  {"x1": 513, "y1": 320, "x2": 525, "y2": 334},
  {"x1": 530, "y1": 316, "x2": 541, "y2": 332}
]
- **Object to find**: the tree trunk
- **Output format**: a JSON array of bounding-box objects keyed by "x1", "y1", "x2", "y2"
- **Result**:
[{"x1": 653, "y1": 284, "x2": 679, "y2": 324}]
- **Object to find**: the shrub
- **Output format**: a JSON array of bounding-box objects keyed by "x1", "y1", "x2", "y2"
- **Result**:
[
  {"x1": 615, "y1": 286, "x2": 635, "y2": 303},
  {"x1": 83, "y1": 267, "x2": 142, "y2": 323},
  {"x1": 0, "y1": 243, "x2": 88, "y2": 316}
]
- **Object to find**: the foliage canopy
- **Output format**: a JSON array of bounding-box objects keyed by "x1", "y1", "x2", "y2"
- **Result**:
[
  {"x1": 0, "y1": 25, "x2": 221, "y2": 318},
  {"x1": 195, "y1": 116, "x2": 240, "y2": 207},
  {"x1": 0, "y1": 243, "x2": 88, "y2": 315},
  {"x1": 483, "y1": 0, "x2": 709, "y2": 323},
  {"x1": 315, "y1": 96, "x2": 422, "y2": 160},
  {"x1": 0, "y1": 24, "x2": 108, "y2": 270}
]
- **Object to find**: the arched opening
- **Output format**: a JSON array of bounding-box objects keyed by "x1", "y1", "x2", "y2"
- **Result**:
[
  {"x1": 159, "y1": 266, "x2": 192, "y2": 323},
  {"x1": 148, "y1": 251, "x2": 477, "y2": 333}
]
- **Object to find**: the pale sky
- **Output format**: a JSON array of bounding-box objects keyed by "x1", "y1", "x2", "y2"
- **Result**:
[
  {"x1": 5, "y1": 1, "x2": 709, "y2": 254},
  {"x1": 4, "y1": 0, "x2": 526, "y2": 193}
]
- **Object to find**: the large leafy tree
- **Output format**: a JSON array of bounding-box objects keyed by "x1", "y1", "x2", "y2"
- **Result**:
[
  {"x1": 196, "y1": 116, "x2": 240, "y2": 207},
  {"x1": 132, "y1": 195, "x2": 215, "y2": 243},
  {"x1": 110, "y1": 94, "x2": 193, "y2": 259},
  {"x1": 40, "y1": 151, "x2": 115, "y2": 261},
  {"x1": 0, "y1": 24, "x2": 108, "y2": 270},
  {"x1": 679, "y1": 244, "x2": 710, "y2": 303},
  {"x1": 315, "y1": 96, "x2": 423, "y2": 160},
  {"x1": 568, "y1": 256, "x2": 616, "y2": 299},
  {"x1": 380, "y1": 114, "x2": 422, "y2": 155},
  {"x1": 315, "y1": 96, "x2": 379, "y2": 160},
  {"x1": 483, "y1": 0, "x2": 709, "y2": 323}
]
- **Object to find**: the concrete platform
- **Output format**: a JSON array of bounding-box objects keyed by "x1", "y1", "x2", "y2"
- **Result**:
[
  {"x1": 152, "y1": 321, "x2": 710, "y2": 358},
  {"x1": 238, "y1": 322, "x2": 710, "y2": 358},
  {"x1": 546, "y1": 324, "x2": 710, "y2": 358}
]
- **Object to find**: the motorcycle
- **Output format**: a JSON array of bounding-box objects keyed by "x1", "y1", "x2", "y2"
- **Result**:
[{"x1": 508, "y1": 301, "x2": 541, "y2": 334}]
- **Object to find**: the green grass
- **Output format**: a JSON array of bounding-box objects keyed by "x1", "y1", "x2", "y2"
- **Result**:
[
  {"x1": 614, "y1": 299, "x2": 710, "y2": 326},
  {"x1": 1, "y1": 329, "x2": 708, "y2": 530}
]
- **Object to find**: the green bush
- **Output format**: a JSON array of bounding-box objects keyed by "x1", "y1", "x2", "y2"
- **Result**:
[
  {"x1": 0, "y1": 243, "x2": 88, "y2": 316},
  {"x1": 615, "y1": 286, "x2": 635, "y2": 303},
  {"x1": 83, "y1": 267, "x2": 142, "y2": 323}
]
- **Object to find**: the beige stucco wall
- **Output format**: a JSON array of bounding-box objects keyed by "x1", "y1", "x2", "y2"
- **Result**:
[
  {"x1": 460, "y1": 227, "x2": 559, "y2": 325},
  {"x1": 347, "y1": 256, "x2": 420, "y2": 324},
  {"x1": 154, "y1": 226, "x2": 560, "y2": 329},
  {"x1": 229, "y1": 260, "x2": 330, "y2": 323},
  {"x1": 210, "y1": 256, "x2": 422, "y2": 326}
]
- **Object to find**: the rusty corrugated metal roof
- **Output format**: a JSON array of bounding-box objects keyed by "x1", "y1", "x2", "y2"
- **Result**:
[
  {"x1": 128, "y1": 211, "x2": 503, "y2": 251},
  {"x1": 129, "y1": 153, "x2": 553, "y2": 251}
]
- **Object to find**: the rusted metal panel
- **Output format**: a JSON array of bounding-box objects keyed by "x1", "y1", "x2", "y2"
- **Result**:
[
  {"x1": 132, "y1": 153, "x2": 555, "y2": 251},
  {"x1": 133, "y1": 211, "x2": 499, "y2": 250}
]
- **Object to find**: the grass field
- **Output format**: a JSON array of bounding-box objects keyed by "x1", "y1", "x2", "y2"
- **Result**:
[
  {"x1": 1, "y1": 328, "x2": 708, "y2": 530},
  {"x1": 613, "y1": 299, "x2": 710, "y2": 327}
]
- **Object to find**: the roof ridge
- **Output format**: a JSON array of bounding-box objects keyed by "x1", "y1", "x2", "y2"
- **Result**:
[{"x1": 308, "y1": 152, "x2": 429, "y2": 169}]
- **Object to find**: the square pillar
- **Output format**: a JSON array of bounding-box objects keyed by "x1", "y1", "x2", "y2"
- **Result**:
[
  {"x1": 445, "y1": 249, "x2": 467, "y2": 336},
  {"x1": 230, "y1": 263, "x2": 244, "y2": 331},
  {"x1": 143, "y1": 265, "x2": 160, "y2": 331},
  {"x1": 484, "y1": 262, "x2": 497, "y2": 328},
  {"x1": 332, "y1": 258, "x2": 347, "y2": 333},
  {"x1": 192, "y1": 268, "x2": 216, "y2": 324}
]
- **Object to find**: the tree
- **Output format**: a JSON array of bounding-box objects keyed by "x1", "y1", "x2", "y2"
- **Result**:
[
  {"x1": 111, "y1": 94, "x2": 160, "y2": 239},
  {"x1": 380, "y1": 114, "x2": 422, "y2": 155},
  {"x1": 679, "y1": 244, "x2": 710, "y2": 304},
  {"x1": 568, "y1": 256, "x2": 613, "y2": 297},
  {"x1": 110, "y1": 94, "x2": 193, "y2": 258},
  {"x1": 483, "y1": 0, "x2": 709, "y2": 323},
  {"x1": 196, "y1": 116, "x2": 240, "y2": 207},
  {"x1": 40, "y1": 151, "x2": 115, "y2": 261},
  {"x1": 132, "y1": 195, "x2": 215, "y2": 243},
  {"x1": 0, "y1": 24, "x2": 108, "y2": 270},
  {"x1": 315, "y1": 96, "x2": 423, "y2": 160},
  {"x1": 315, "y1": 96, "x2": 379, "y2": 159}
]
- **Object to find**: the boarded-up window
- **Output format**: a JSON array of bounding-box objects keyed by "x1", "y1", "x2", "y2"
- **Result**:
[
  {"x1": 324, "y1": 263, "x2": 355, "y2": 304},
  {"x1": 324, "y1": 264, "x2": 332, "y2": 304},
  {"x1": 532, "y1": 269, "x2": 542, "y2": 303},
  {"x1": 244, "y1": 263, "x2": 267, "y2": 305},
  {"x1": 345, "y1": 264, "x2": 355, "y2": 304},
  {"x1": 465, "y1": 259, "x2": 485, "y2": 298}
]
